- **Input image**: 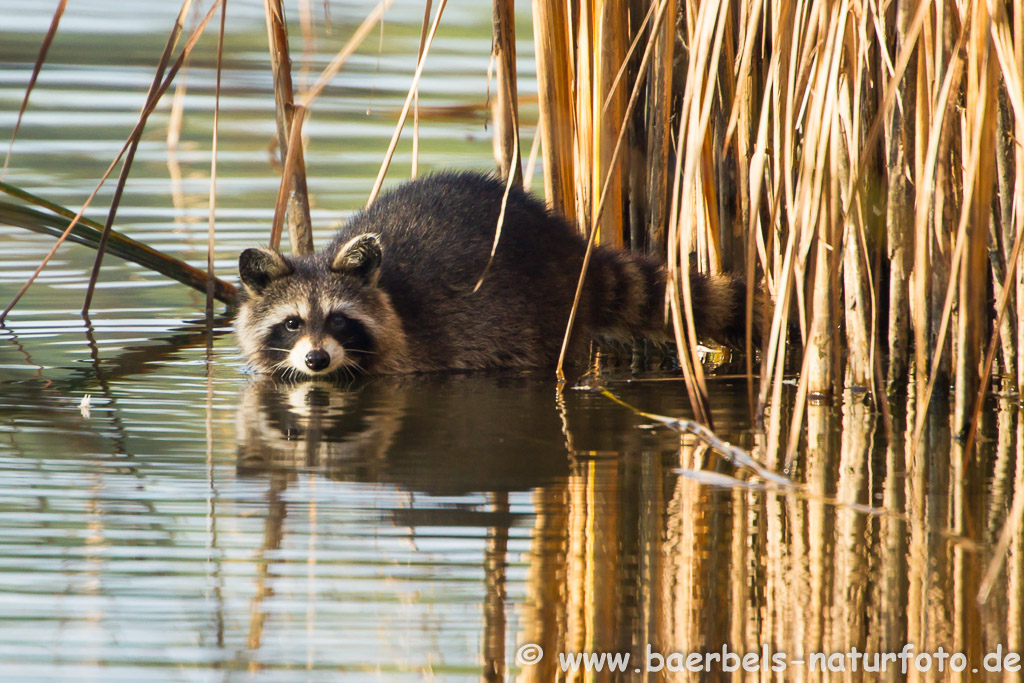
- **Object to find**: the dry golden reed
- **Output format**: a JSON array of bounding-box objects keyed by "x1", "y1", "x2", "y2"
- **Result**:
[{"x1": 529, "y1": 0, "x2": 1024, "y2": 447}]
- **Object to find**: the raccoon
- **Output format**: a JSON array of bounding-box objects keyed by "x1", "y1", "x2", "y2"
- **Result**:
[{"x1": 235, "y1": 171, "x2": 755, "y2": 378}]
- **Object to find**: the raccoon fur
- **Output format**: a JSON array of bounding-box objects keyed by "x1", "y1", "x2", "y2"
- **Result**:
[{"x1": 235, "y1": 171, "x2": 756, "y2": 378}]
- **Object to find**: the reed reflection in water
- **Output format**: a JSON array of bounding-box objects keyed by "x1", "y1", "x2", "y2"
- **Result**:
[{"x1": 236, "y1": 373, "x2": 1023, "y2": 681}]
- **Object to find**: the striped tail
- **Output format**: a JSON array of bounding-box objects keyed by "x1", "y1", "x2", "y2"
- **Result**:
[{"x1": 587, "y1": 246, "x2": 763, "y2": 348}]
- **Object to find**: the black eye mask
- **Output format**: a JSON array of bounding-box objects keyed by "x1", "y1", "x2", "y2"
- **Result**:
[{"x1": 325, "y1": 312, "x2": 375, "y2": 363}]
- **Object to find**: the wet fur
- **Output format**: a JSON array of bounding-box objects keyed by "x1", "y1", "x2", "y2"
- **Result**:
[{"x1": 236, "y1": 171, "x2": 757, "y2": 377}]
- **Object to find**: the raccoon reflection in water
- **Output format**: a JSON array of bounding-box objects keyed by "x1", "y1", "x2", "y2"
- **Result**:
[
  {"x1": 235, "y1": 374, "x2": 571, "y2": 493},
  {"x1": 236, "y1": 172, "x2": 755, "y2": 379}
]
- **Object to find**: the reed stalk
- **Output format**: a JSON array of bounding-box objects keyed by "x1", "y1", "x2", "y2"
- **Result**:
[
  {"x1": 530, "y1": 0, "x2": 575, "y2": 221},
  {"x1": 884, "y1": 0, "x2": 917, "y2": 388},
  {"x1": 593, "y1": 0, "x2": 627, "y2": 247},
  {"x1": 573, "y1": 1, "x2": 594, "y2": 236},
  {"x1": 412, "y1": 0, "x2": 433, "y2": 178},
  {"x1": 264, "y1": 0, "x2": 314, "y2": 255},
  {"x1": 367, "y1": 0, "x2": 448, "y2": 206},
  {"x1": 643, "y1": 0, "x2": 675, "y2": 255},
  {"x1": 206, "y1": 0, "x2": 227, "y2": 315},
  {"x1": 954, "y1": 1, "x2": 997, "y2": 438},
  {"x1": 1014, "y1": 7, "x2": 1024, "y2": 396},
  {"x1": 491, "y1": 0, "x2": 523, "y2": 186},
  {"x1": 0, "y1": 198, "x2": 236, "y2": 305},
  {"x1": 1, "y1": 0, "x2": 66, "y2": 182},
  {"x1": 270, "y1": 106, "x2": 309, "y2": 251}
]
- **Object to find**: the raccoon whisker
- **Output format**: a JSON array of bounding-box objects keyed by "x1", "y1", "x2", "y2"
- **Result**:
[
  {"x1": 343, "y1": 348, "x2": 377, "y2": 356},
  {"x1": 276, "y1": 362, "x2": 308, "y2": 383},
  {"x1": 267, "y1": 362, "x2": 288, "y2": 375},
  {"x1": 268, "y1": 358, "x2": 293, "y2": 372},
  {"x1": 334, "y1": 357, "x2": 362, "y2": 382},
  {"x1": 339, "y1": 355, "x2": 363, "y2": 370},
  {"x1": 341, "y1": 363, "x2": 360, "y2": 384}
]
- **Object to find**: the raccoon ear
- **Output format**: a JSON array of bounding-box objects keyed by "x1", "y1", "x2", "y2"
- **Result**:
[
  {"x1": 239, "y1": 247, "x2": 292, "y2": 294},
  {"x1": 331, "y1": 233, "x2": 382, "y2": 283}
]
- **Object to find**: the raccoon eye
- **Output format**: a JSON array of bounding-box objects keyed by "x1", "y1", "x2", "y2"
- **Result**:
[
  {"x1": 326, "y1": 312, "x2": 348, "y2": 331},
  {"x1": 284, "y1": 316, "x2": 303, "y2": 331}
]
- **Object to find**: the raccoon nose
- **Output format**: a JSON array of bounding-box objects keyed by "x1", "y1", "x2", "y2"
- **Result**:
[{"x1": 305, "y1": 349, "x2": 330, "y2": 372}]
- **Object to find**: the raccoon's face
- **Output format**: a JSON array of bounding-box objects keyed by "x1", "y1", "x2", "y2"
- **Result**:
[{"x1": 235, "y1": 234, "x2": 393, "y2": 379}]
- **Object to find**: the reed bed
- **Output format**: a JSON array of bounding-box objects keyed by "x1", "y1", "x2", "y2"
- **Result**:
[{"x1": 526, "y1": 0, "x2": 1024, "y2": 456}]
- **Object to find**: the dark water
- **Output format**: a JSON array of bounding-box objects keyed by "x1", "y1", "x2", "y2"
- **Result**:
[{"x1": 2, "y1": 1, "x2": 1022, "y2": 680}]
